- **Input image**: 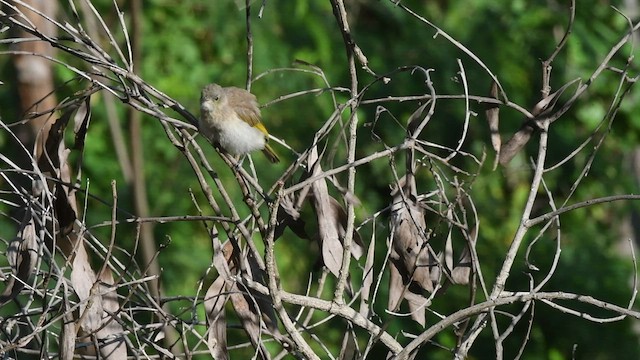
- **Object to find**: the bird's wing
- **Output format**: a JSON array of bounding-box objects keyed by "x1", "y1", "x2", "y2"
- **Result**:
[{"x1": 225, "y1": 87, "x2": 262, "y2": 127}]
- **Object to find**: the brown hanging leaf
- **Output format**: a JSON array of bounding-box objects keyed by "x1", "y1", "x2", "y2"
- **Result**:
[
  {"x1": 331, "y1": 197, "x2": 364, "y2": 260},
  {"x1": 387, "y1": 173, "x2": 437, "y2": 326},
  {"x1": 229, "y1": 283, "x2": 271, "y2": 360},
  {"x1": 308, "y1": 147, "x2": 363, "y2": 277},
  {"x1": 59, "y1": 288, "x2": 76, "y2": 360},
  {"x1": 95, "y1": 268, "x2": 126, "y2": 359},
  {"x1": 407, "y1": 100, "x2": 432, "y2": 137},
  {"x1": 205, "y1": 276, "x2": 229, "y2": 360},
  {"x1": 37, "y1": 107, "x2": 74, "y2": 173},
  {"x1": 388, "y1": 259, "x2": 430, "y2": 326},
  {"x1": 36, "y1": 107, "x2": 80, "y2": 253},
  {"x1": 443, "y1": 226, "x2": 454, "y2": 274},
  {"x1": 499, "y1": 79, "x2": 579, "y2": 166},
  {"x1": 485, "y1": 81, "x2": 501, "y2": 169},
  {"x1": 211, "y1": 232, "x2": 274, "y2": 358},
  {"x1": 451, "y1": 226, "x2": 477, "y2": 285},
  {"x1": 0, "y1": 214, "x2": 38, "y2": 306},
  {"x1": 73, "y1": 250, "x2": 127, "y2": 358},
  {"x1": 405, "y1": 291, "x2": 429, "y2": 327},
  {"x1": 389, "y1": 177, "x2": 434, "y2": 293},
  {"x1": 359, "y1": 233, "x2": 376, "y2": 317},
  {"x1": 274, "y1": 194, "x2": 309, "y2": 241},
  {"x1": 54, "y1": 181, "x2": 77, "y2": 235},
  {"x1": 71, "y1": 245, "x2": 103, "y2": 335},
  {"x1": 387, "y1": 259, "x2": 404, "y2": 311},
  {"x1": 451, "y1": 248, "x2": 472, "y2": 285},
  {"x1": 308, "y1": 147, "x2": 345, "y2": 277},
  {"x1": 245, "y1": 252, "x2": 277, "y2": 333},
  {"x1": 73, "y1": 95, "x2": 92, "y2": 151},
  {"x1": 338, "y1": 327, "x2": 358, "y2": 360}
]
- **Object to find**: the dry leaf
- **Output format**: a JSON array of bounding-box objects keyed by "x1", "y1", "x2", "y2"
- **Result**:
[
  {"x1": 59, "y1": 289, "x2": 76, "y2": 360},
  {"x1": 389, "y1": 178, "x2": 433, "y2": 292},
  {"x1": 331, "y1": 197, "x2": 364, "y2": 260},
  {"x1": 0, "y1": 214, "x2": 38, "y2": 306},
  {"x1": 485, "y1": 81, "x2": 501, "y2": 169},
  {"x1": 308, "y1": 147, "x2": 363, "y2": 277},
  {"x1": 274, "y1": 194, "x2": 309, "y2": 241},
  {"x1": 308, "y1": 147, "x2": 345, "y2": 277},
  {"x1": 387, "y1": 260, "x2": 404, "y2": 311},
  {"x1": 359, "y1": 233, "x2": 376, "y2": 317},
  {"x1": 443, "y1": 226, "x2": 454, "y2": 274},
  {"x1": 405, "y1": 291, "x2": 429, "y2": 327},
  {"x1": 406, "y1": 101, "x2": 432, "y2": 136},
  {"x1": 211, "y1": 234, "x2": 274, "y2": 358},
  {"x1": 387, "y1": 175, "x2": 435, "y2": 326},
  {"x1": 71, "y1": 245, "x2": 103, "y2": 334},
  {"x1": 451, "y1": 226, "x2": 477, "y2": 285},
  {"x1": 95, "y1": 269, "x2": 126, "y2": 358},
  {"x1": 205, "y1": 276, "x2": 228, "y2": 360},
  {"x1": 73, "y1": 96, "x2": 91, "y2": 150},
  {"x1": 229, "y1": 283, "x2": 271, "y2": 360},
  {"x1": 338, "y1": 327, "x2": 358, "y2": 360},
  {"x1": 451, "y1": 249, "x2": 472, "y2": 285},
  {"x1": 499, "y1": 79, "x2": 579, "y2": 166},
  {"x1": 246, "y1": 252, "x2": 277, "y2": 332},
  {"x1": 37, "y1": 108, "x2": 74, "y2": 173}
]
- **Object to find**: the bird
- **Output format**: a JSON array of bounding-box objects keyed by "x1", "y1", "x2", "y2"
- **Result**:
[{"x1": 199, "y1": 83, "x2": 279, "y2": 163}]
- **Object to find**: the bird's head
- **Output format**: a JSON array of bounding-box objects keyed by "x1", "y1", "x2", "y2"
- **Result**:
[{"x1": 200, "y1": 83, "x2": 226, "y2": 113}]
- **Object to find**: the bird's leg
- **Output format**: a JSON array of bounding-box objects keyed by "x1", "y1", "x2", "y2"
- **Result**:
[{"x1": 233, "y1": 155, "x2": 246, "y2": 170}]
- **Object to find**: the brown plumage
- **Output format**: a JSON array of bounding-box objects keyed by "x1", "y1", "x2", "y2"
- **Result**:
[{"x1": 199, "y1": 84, "x2": 279, "y2": 163}]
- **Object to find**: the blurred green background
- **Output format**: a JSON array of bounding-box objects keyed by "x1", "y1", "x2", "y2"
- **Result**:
[{"x1": 1, "y1": 0, "x2": 640, "y2": 358}]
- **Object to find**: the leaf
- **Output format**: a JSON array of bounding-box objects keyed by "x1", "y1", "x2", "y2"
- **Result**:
[
  {"x1": 73, "y1": 95, "x2": 92, "y2": 151},
  {"x1": 308, "y1": 147, "x2": 344, "y2": 277},
  {"x1": 37, "y1": 108, "x2": 74, "y2": 173},
  {"x1": 54, "y1": 182, "x2": 77, "y2": 234},
  {"x1": 405, "y1": 291, "x2": 428, "y2": 327},
  {"x1": 71, "y1": 245, "x2": 102, "y2": 334},
  {"x1": 212, "y1": 233, "x2": 274, "y2": 358},
  {"x1": 307, "y1": 147, "x2": 364, "y2": 277},
  {"x1": 245, "y1": 252, "x2": 277, "y2": 332},
  {"x1": 389, "y1": 176, "x2": 433, "y2": 292},
  {"x1": 331, "y1": 197, "x2": 364, "y2": 260},
  {"x1": 205, "y1": 276, "x2": 228, "y2": 360},
  {"x1": 485, "y1": 81, "x2": 501, "y2": 169},
  {"x1": 451, "y1": 226, "x2": 477, "y2": 285},
  {"x1": 406, "y1": 100, "x2": 432, "y2": 136},
  {"x1": 211, "y1": 228, "x2": 234, "y2": 281},
  {"x1": 387, "y1": 259, "x2": 404, "y2": 311},
  {"x1": 59, "y1": 289, "x2": 76, "y2": 360},
  {"x1": 499, "y1": 79, "x2": 580, "y2": 166},
  {"x1": 387, "y1": 175, "x2": 436, "y2": 326},
  {"x1": 95, "y1": 269, "x2": 126, "y2": 359},
  {"x1": 229, "y1": 283, "x2": 271, "y2": 360},
  {"x1": 274, "y1": 194, "x2": 309, "y2": 241},
  {"x1": 73, "y1": 247, "x2": 127, "y2": 358},
  {"x1": 359, "y1": 232, "x2": 376, "y2": 317},
  {"x1": 338, "y1": 326, "x2": 358, "y2": 360},
  {"x1": 0, "y1": 214, "x2": 38, "y2": 306},
  {"x1": 443, "y1": 226, "x2": 454, "y2": 273},
  {"x1": 388, "y1": 259, "x2": 430, "y2": 326}
]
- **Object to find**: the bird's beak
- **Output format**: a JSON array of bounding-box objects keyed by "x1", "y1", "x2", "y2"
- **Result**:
[{"x1": 201, "y1": 99, "x2": 215, "y2": 112}]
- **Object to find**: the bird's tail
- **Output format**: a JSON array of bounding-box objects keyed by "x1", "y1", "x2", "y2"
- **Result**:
[{"x1": 262, "y1": 144, "x2": 280, "y2": 163}]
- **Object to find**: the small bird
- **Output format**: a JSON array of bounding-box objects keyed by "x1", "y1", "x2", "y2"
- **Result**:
[{"x1": 199, "y1": 83, "x2": 279, "y2": 163}]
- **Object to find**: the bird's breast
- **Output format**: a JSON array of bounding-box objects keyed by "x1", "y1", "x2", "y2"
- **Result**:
[{"x1": 211, "y1": 115, "x2": 266, "y2": 155}]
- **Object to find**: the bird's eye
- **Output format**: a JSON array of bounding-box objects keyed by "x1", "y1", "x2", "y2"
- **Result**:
[{"x1": 214, "y1": 95, "x2": 220, "y2": 101}]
